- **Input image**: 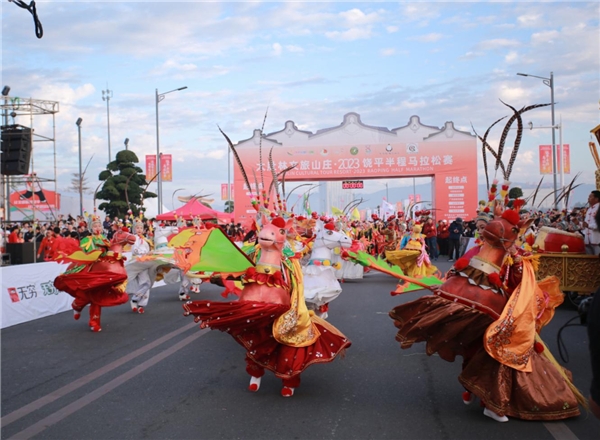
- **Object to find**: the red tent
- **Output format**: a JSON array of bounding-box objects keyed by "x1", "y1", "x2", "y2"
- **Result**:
[{"x1": 155, "y1": 198, "x2": 233, "y2": 222}]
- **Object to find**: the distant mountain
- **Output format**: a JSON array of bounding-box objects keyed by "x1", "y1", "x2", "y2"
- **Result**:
[{"x1": 304, "y1": 181, "x2": 596, "y2": 214}]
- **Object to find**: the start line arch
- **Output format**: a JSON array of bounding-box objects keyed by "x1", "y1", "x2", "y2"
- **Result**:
[{"x1": 233, "y1": 112, "x2": 477, "y2": 223}]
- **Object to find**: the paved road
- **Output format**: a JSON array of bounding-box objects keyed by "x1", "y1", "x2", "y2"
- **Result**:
[{"x1": 2, "y1": 259, "x2": 599, "y2": 439}]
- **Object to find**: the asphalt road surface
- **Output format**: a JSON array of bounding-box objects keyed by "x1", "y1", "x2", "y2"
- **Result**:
[{"x1": 2, "y1": 259, "x2": 599, "y2": 440}]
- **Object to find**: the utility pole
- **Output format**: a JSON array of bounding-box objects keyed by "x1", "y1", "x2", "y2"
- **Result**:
[{"x1": 102, "y1": 87, "x2": 113, "y2": 163}]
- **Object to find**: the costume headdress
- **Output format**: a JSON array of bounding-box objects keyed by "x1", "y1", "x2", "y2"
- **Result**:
[{"x1": 473, "y1": 100, "x2": 550, "y2": 215}]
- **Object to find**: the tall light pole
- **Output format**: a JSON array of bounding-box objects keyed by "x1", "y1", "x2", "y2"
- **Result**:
[
  {"x1": 227, "y1": 146, "x2": 231, "y2": 212},
  {"x1": 102, "y1": 87, "x2": 113, "y2": 163},
  {"x1": 155, "y1": 86, "x2": 187, "y2": 215},
  {"x1": 76, "y1": 117, "x2": 83, "y2": 217},
  {"x1": 517, "y1": 71, "x2": 557, "y2": 209},
  {"x1": 1, "y1": 85, "x2": 10, "y2": 222}
]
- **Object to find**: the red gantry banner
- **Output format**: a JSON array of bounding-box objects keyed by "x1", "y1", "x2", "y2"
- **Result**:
[{"x1": 234, "y1": 140, "x2": 477, "y2": 223}]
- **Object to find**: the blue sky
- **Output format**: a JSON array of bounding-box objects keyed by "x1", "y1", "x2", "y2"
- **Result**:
[{"x1": 2, "y1": 1, "x2": 599, "y2": 211}]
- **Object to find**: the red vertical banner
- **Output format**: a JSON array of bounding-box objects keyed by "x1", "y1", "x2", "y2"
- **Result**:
[
  {"x1": 146, "y1": 155, "x2": 157, "y2": 180},
  {"x1": 221, "y1": 184, "x2": 228, "y2": 200},
  {"x1": 416, "y1": 194, "x2": 421, "y2": 203},
  {"x1": 558, "y1": 144, "x2": 570, "y2": 174},
  {"x1": 408, "y1": 194, "x2": 414, "y2": 204},
  {"x1": 539, "y1": 145, "x2": 553, "y2": 174},
  {"x1": 161, "y1": 154, "x2": 172, "y2": 182}
]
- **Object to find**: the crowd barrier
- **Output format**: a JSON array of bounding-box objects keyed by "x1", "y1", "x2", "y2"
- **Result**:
[
  {"x1": 1, "y1": 252, "x2": 167, "y2": 329},
  {"x1": 1, "y1": 261, "x2": 72, "y2": 329}
]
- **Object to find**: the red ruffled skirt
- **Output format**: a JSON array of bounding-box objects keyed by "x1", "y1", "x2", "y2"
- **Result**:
[
  {"x1": 54, "y1": 258, "x2": 129, "y2": 307},
  {"x1": 390, "y1": 295, "x2": 580, "y2": 420},
  {"x1": 183, "y1": 300, "x2": 351, "y2": 379}
]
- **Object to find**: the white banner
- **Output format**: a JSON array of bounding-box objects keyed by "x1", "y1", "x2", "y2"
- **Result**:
[{"x1": 1, "y1": 262, "x2": 72, "y2": 329}]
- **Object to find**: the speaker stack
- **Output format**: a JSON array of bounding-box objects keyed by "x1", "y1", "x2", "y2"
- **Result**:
[{"x1": 1, "y1": 124, "x2": 32, "y2": 175}]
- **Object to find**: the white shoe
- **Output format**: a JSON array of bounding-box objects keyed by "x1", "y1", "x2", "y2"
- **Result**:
[
  {"x1": 248, "y1": 376, "x2": 261, "y2": 392},
  {"x1": 483, "y1": 407, "x2": 508, "y2": 422}
]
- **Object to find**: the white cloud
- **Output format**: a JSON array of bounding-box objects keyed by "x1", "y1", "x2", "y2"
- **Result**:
[
  {"x1": 325, "y1": 27, "x2": 373, "y2": 41},
  {"x1": 386, "y1": 26, "x2": 399, "y2": 33},
  {"x1": 409, "y1": 33, "x2": 444, "y2": 43},
  {"x1": 517, "y1": 14, "x2": 543, "y2": 27},
  {"x1": 285, "y1": 45, "x2": 304, "y2": 53},
  {"x1": 504, "y1": 51, "x2": 519, "y2": 64},
  {"x1": 474, "y1": 39, "x2": 520, "y2": 51},
  {"x1": 379, "y1": 48, "x2": 395, "y2": 56},
  {"x1": 339, "y1": 8, "x2": 380, "y2": 26},
  {"x1": 272, "y1": 43, "x2": 283, "y2": 56}
]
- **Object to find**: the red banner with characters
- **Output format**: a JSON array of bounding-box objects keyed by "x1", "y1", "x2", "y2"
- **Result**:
[
  {"x1": 539, "y1": 145, "x2": 553, "y2": 174},
  {"x1": 146, "y1": 155, "x2": 157, "y2": 180},
  {"x1": 161, "y1": 154, "x2": 172, "y2": 182},
  {"x1": 558, "y1": 144, "x2": 570, "y2": 174},
  {"x1": 10, "y1": 186, "x2": 60, "y2": 212},
  {"x1": 234, "y1": 140, "x2": 477, "y2": 223}
]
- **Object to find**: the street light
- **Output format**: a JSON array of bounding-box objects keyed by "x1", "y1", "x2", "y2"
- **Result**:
[
  {"x1": 517, "y1": 71, "x2": 557, "y2": 208},
  {"x1": 76, "y1": 117, "x2": 83, "y2": 217},
  {"x1": 124, "y1": 138, "x2": 129, "y2": 150},
  {"x1": 155, "y1": 86, "x2": 187, "y2": 215},
  {"x1": 102, "y1": 88, "x2": 113, "y2": 163}
]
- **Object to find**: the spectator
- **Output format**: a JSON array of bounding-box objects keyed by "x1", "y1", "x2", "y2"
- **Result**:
[
  {"x1": 448, "y1": 217, "x2": 464, "y2": 261},
  {"x1": 583, "y1": 190, "x2": 600, "y2": 255},
  {"x1": 7, "y1": 226, "x2": 19, "y2": 244},
  {"x1": 422, "y1": 216, "x2": 438, "y2": 261},
  {"x1": 437, "y1": 220, "x2": 449, "y2": 256}
]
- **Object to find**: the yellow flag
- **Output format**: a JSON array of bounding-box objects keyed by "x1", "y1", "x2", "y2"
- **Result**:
[
  {"x1": 331, "y1": 206, "x2": 344, "y2": 216},
  {"x1": 351, "y1": 207, "x2": 360, "y2": 221}
]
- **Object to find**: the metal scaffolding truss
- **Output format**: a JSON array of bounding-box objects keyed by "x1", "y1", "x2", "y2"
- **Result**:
[{"x1": 1, "y1": 96, "x2": 60, "y2": 222}]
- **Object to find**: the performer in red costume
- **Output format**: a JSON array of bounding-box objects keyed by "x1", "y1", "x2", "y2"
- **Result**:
[
  {"x1": 54, "y1": 218, "x2": 133, "y2": 332},
  {"x1": 390, "y1": 103, "x2": 585, "y2": 422},
  {"x1": 183, "y1": 216, "x2": 351, "y2": 397}
]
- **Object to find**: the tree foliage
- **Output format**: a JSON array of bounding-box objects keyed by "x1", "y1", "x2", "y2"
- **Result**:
[
  {"x1": 95, "y1": 150, "x2": 156, "y2": 218},
  {"x1": 224, "y1": 200, "x2": 234, "y2": 213}
]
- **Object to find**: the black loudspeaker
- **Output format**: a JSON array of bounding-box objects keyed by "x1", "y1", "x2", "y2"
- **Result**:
[
  {"x1": 6, "y1": 242, "x2": 35, "y2": 265},
  {"x1": 1, "y1": 124, "x2": 32, "y2": 175}
]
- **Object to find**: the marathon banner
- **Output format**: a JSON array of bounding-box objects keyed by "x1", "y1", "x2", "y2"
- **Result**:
[
  {"x1": 539, "y1": 145, "x2": 553, "y2": 174},
  {"x1": 161, "y1": 154, "x2": 173, "y2": 182},
  {"x1": 539, "y1": 145, "x2": 570, "y2": 174},
  {"x1": 146, "y1": 154, "x2": 173, "y2": 182},
  {"x1": 146, "y1": 154, "x2": 157, "y2": 181},
  {"x1": 1, "y1": 261, "x2": 72, "y2": 329},
  {"x1": 221, "y1": 183, "x2": 233, "y2": 200},
  {"x1": 558, "y1": 144, "x2": 570, "y2": 174}
]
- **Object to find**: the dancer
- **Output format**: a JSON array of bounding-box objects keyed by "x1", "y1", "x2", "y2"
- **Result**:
[
  {"x1": 385, "y1": 222, "x2": 440, "y2": 279},
  {"x1": 126, "y1": 218, "x2": 159, "y2": 313},
  {"x1": 54, "y1": 218, "x2": 132, "y2": 332},
  {"x1": 182, "y1": 216, "x2": 351, "y2": 397},
  {"x1": 389, "y1": 103, "x2": 584, "y2": 422},
  {"x1": 303, "y1": 221, "x2": 352, "y2": 318}
]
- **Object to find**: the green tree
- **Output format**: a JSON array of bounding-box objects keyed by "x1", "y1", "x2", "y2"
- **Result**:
[
  {"x1": 95, "y1": 150, "x2": 156, "y2": 218},
  {"x1": 224, "y1": 200, "x2": 234, "y2": 213}
]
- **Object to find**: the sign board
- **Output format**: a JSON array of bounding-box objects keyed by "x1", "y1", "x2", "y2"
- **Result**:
[{"x1": 342, "y1": 180, "x2": 364, "y2": 189}]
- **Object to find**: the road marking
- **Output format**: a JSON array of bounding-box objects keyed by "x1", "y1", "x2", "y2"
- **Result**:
[
  {"x1": 8, "y1": 328, "x2": 209, "y2": 440},
  {"x1": 544, "y1": 422, "x2": 579, "y2": 440},
  {"x1": 1, "y1": 321, "x2": 199, "y2": 427}
]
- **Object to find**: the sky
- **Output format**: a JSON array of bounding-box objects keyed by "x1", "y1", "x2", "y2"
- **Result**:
[{"x1": 2, "y1": 1, "x2": 599, "y2": 212}]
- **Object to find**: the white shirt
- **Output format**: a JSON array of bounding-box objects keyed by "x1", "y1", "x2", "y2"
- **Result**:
[{"x1": 584, "y1": 202, "x2": 600, "y2": 245}]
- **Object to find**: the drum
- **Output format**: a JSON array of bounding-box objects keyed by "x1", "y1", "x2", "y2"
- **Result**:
[{"x1": 534, "y1": 226, "x2": 585, "y2": 253}]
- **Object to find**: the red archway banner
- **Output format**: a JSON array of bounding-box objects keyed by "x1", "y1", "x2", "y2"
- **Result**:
[{"x1": 233, "y1": 140, "x2": 477, "y2": 223}]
